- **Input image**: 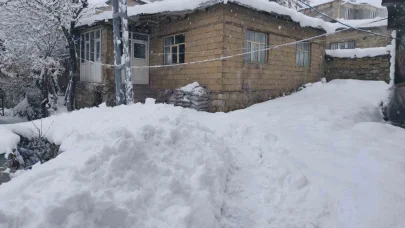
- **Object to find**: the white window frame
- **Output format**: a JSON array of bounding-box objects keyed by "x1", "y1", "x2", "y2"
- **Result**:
[
  {"x1": 330, "y1": 41, "x2": 356, "y2": 50},
  {"x1": 164, "y1": 34, "x2": 185, "y2": 65},
  {"x1": 129, "y1": 32, "x2": 149, "y2": 59},
  {"x1": 245, "y1": 30, "x2": 268, "y2": 64},
  {"x1": 296, "y1": 42, "x2": 311, "y2": 68},
  {"x1": 80, "y1": 29, "x2": 102, "y2": 82},
  {"x1": 81, "y1": 29, "x2": 102, "y2": 64}
]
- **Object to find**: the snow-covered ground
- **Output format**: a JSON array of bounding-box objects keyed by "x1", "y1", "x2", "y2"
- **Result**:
[
  {"x1": 0, "y1": 80, "x2": 405, "y2": 228},
  {"x1": 0, "y1": 109, "x2": 26, "y2": 125}
]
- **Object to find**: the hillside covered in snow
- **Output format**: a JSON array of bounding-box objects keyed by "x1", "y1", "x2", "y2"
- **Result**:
[{"x1": 0, "y1": 79, "x2": 405, "y2": 228}]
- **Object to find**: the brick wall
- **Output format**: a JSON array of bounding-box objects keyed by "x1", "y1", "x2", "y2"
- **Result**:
[
  {"x1": 326, "y1": 27, "x2": 392, "y2": 49},
  {"x1": 325, "y1": 55, "x2": 390, "y2": 82}
]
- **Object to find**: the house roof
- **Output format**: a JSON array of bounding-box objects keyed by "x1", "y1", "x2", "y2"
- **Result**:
[
  {"x1": 333, "y1": 17, "x2": 388, "y2": 29},
  {"x1": 77, "y1": 0, "x2": 337, "y2": 33}
]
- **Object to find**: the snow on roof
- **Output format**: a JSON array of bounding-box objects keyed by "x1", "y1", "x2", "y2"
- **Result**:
[
  {"x1": 332, "y1": 17, "x2": 388, "y2": 29},
  {"x1": 77, "y1": 0, "x2": 337, "y2": 33},
  {"x1": 325, "y1": 46, "x2": 391, "y2": 58}
]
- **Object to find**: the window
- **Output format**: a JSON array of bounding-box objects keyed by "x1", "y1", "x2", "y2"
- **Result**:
[
  {"x1": 80, "y1": 30, "x2": 102, "y2": 63},
  {"x1": 369, "y1": 11, "x2": 377, "y2": 19},
  {"x1": 330, "y1": 41, "x2": 356, "y2": 50},
  {"x1": 245, "y1": 30, "x2": 268, "y2": 63},
  {"x1": 296, "y1": 42, "x2": 311, "y2": 67},
  {"x1": 80, "y1": 29, "x2": 102, "y2": 83},
  {"x1": 344, "y1": 8, "x2": 352, "y2": 19},
  {"x1": 134, "y1": 43, "x2": 146, "y2": 59},
  {"x1": 164, "y1": 34, "x2": 185, "y2": 64}
]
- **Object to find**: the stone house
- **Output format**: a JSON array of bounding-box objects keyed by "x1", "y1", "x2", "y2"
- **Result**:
[{"x1": 74, "y1": 0, "x2": 330, "y2": 112}]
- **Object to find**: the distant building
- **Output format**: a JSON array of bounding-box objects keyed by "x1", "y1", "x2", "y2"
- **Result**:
[
  {"x1": 300, "y1": 0, "x2": 387, "y2": 21},
  {"x1": 301, "y1": 1, "x2": 393, "y2": 83}
]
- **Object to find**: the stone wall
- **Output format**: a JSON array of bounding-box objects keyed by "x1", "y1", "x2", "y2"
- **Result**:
[
  {"x1": 325, "y1": 55, "x2": 390, "y2": 82},
  {"x1": 210, "y1": 90, "x2": 274, "y2": 112},
  {"x1": 77, "y1": 3, "x2": 327, "y2": 112},
  {"x1": 301, "y1": 1, "x2": 339, "y2": 21},
  {"x1": 75, "y1": 81, "x2": 103, "y2": 109},
  {"x1": 148, "y1": 6, "x2": 225, "y2": 91},
  {"x1": 212, "y1": 3, "x2": 326, "y2": 112}
]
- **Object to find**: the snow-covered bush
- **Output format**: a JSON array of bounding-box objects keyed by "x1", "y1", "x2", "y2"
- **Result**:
[{"x1": 13, "y1": 86, "x2": 46, "y2": 121}]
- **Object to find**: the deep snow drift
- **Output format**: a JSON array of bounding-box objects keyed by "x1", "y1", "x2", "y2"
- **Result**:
[{"x1": 1, "y1": 80, "x2": 405, "y2": 228}]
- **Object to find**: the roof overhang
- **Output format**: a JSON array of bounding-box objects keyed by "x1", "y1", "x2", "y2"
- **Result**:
[{"x1": 76, "y1": 0, "x2": 334, "y2": 33}]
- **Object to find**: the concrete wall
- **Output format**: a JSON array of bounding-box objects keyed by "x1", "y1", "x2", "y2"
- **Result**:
[{"x1": 325, "y1": 55, "x2": 390, "y2": 82}]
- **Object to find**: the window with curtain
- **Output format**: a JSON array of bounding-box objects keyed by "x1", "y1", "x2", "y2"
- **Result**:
[
  {"x1": 296, "y1": 42, "x2": 311, "y2": 67},
  {"x1": 164, "y1": 34, "x2": 185, "y2": 65},
  {"x1": 245, "y1": 30, "x2": 267, "y2": 64},
  {"x1": 330, "y1": 41, "x2": 356, "y2": 50}
]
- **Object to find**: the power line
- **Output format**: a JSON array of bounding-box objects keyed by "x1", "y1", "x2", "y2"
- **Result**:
[{"x1": 296, "y1": 0, "x2": 394, "y2": 40}]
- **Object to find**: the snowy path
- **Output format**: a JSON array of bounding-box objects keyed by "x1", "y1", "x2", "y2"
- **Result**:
[
  {"x1": 1, "y1": 80, "x2": 405, "y2": 228},
  {"x1": 190, "y1": 80, "x2": 405, "y2": 228}
]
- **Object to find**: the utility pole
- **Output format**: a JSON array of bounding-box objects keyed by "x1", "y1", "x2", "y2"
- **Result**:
[
  {"x1": 120, "y1": 0, "x2": 133, "y2": 105},
  {"x1": 112, "y1": 0, "x2": 123, "y2": 105},
  {"x1": 112, "y1": 0, "x2": 133, "y2": 105}
]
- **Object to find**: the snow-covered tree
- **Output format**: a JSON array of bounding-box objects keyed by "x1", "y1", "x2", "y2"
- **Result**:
[{"x1": 0, "y1": 0, "x2": 100, "y2": 115}]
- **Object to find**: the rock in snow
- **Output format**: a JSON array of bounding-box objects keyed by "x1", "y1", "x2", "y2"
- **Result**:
[{"x1": 0, "y1": 80, "x2": 405, "y2": 228}]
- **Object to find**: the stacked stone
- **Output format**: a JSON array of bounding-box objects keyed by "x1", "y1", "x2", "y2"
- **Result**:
[{"x1": 168, "y1": 85, "x2": 210, "y2": 111}]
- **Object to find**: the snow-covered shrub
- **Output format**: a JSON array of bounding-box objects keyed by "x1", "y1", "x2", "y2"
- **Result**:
[
  {"x1": 7, "y1": 135, "x2": 60, "y2": 171},
  {"x1": 13, "y1": 86, "x2": 46, "y2": 121}
]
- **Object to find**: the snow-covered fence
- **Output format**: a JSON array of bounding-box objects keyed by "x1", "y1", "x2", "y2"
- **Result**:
[{"x1": 167, "y1": 82, "x2": 210, "y2": 112}]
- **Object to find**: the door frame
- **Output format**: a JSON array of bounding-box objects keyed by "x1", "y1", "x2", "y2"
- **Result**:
[{"x1": 130, "y1": 32, "x2": 150, "y2": 85}]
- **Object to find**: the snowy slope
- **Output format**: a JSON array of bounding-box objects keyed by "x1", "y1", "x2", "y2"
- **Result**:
[{"x1": 1, "y1": 80, "x2": 405, "y2": 228}]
